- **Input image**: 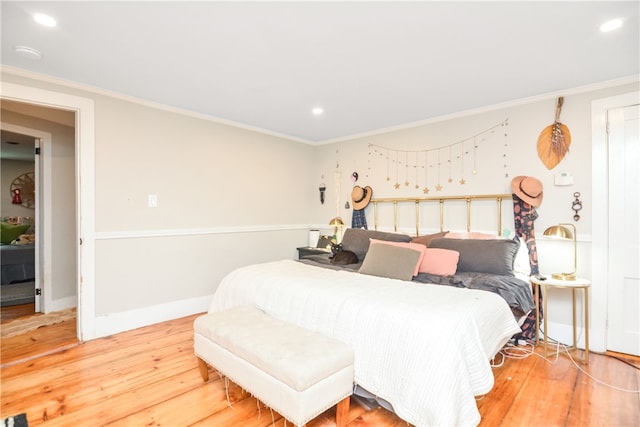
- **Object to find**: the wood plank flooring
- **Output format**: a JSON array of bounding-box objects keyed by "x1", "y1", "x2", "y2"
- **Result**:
[
  {"x1": 1, "y1": 313, "x2": 639, "y2": 426},
  {"x1": 0, "y1": 302, "x2": 36, "y2": 323}
]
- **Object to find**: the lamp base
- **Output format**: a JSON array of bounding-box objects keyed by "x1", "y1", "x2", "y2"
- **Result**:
[{"x1": 551, "y1": 272, "x2": 577, "y2": 281}]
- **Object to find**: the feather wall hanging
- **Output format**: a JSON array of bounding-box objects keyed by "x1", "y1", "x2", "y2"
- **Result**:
[{"x1": 537, "y1": 97, "x2": 571, "y2": 169}]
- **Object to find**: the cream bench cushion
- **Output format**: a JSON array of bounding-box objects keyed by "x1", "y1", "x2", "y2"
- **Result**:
[{"x1": 194, "y1": 305, "x2": 354, "y2": 427}]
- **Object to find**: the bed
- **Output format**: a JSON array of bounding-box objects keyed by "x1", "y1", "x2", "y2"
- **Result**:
[
  {"x1": 1, "y1": 220, "x2": 35, "y2": 286},
  {"x1": 1, "y1": 244, "x2": 35, "y2": 286},
  {"x1": 207, "y1": 194, "x2": 535, "y2": 427}
]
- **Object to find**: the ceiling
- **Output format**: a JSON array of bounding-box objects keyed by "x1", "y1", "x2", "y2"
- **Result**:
[
  {"x1": 1, "y1": 1, "x2": 638, "y2": 144},
  {"x1": 1, "y1": 129, "x2": 35, "y2": 161}
]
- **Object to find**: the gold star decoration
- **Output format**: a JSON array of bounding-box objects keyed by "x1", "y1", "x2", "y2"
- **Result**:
[
  {"x1": 460, "y1": 179, "x2": 466, "y2": 184},
  {"x1": 435, "y1": 184, "x2": 443, "y2": 191},
  {"x1": 394, "y1": 182, "x2": 400, "y2": 189},
  {"x1": 448, "y1": 178, "x2": 452, "y2": 183},
  {"x1": 386, "y1": 176, "x2": 390, "y2": 181},
  {"x1": 423, "y1": 187, "x2": 430, "y2": 194},
  {"x1": 405, "y1": 181, "x2": 410, "y2": 187},
  {"x1": 415, "y1": 184, "x2": 420, "y2": 189}
]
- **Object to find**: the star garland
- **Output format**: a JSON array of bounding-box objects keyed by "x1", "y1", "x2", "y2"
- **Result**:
[{"x1": 367, "y1": 119, "x2": 509, "y2": 192}]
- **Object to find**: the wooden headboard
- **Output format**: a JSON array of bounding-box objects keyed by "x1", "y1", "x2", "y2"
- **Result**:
[{"x1": 371, "y1": 193, "x2": 513, "y2": 236}]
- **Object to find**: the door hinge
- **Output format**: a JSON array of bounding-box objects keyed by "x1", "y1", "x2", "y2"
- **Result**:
[
  {"x1": 35, "y1": 147, "x2": 41, "y2": 155},
  {"x1": 35, "y1": 288, "x2": 42, "y2": 295}
]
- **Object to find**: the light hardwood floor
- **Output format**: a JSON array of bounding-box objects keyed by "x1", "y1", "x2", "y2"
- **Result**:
[
  {"x1": 0, "y1": 302, "x2": 36, "y2": 323},
  {"x1": 1, "y1": 313, "x2": 639, "y2": 426}
]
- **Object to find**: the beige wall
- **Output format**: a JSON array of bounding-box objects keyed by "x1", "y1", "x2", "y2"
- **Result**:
[
  {"x1": 90, "y1": 94, "x2": 316, "y2": 314},
  {"x1": 311, "y1": 81, "x2": 639, "y2": 248},
  {"x1": 93, "y1": 95, "x2": 314, "y2": 230},
  {"x1": 2, "y1": 70, "x2": 316, "y2": 319}
]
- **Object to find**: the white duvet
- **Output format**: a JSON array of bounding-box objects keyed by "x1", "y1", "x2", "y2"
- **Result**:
[{"x1": 210, "y1": 260, "x2": 520, "y2": 427}]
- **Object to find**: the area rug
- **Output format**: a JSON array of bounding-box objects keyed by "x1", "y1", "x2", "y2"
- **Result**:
[
  {"x1": 0, "y1": 282, "x2": 35, "y2": 307},
  {"x1": 2, "y1": 413, "x2": 28, "y2": 427},
  {"x1": 1, "y1": 307, "x2": 75, "y2": 339}
]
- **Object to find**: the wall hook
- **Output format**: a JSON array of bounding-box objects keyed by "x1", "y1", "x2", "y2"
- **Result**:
[
  {"x1": 572, "y1": 191, "x2": 582, "y2": 221},
  {"x1": 319, "y1": 183, "x2": 326, "y2": 204}
]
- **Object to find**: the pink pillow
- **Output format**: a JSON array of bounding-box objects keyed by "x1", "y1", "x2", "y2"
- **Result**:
[
  {"x1": 369, "y1": 239, "x2": 426, "y2": 277},
  {"x1": 419, "y1": 248, "x2": 460, "y2": 276}
]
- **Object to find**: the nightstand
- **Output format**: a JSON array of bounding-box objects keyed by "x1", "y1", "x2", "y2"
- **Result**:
[
  {"x1": 297, "y1": 247, "x2": 331, "y2": 259},
  {"x1": 531, "y1": 275, "x2": 590, "y2": 364}
]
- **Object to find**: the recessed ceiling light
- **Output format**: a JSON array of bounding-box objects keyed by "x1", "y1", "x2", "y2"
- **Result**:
[
  {"x1": 312, "y1": 107, "x2": 324, "y2": 116},
  {"x1": 14, "y1": 46, "x2": 42, "y2": 60},
  {"x1": 33, "y1": 13, "x2": 56, "y2": 27},
  {"x1": 600, "y1": 18, "x2": 623, "y2": 33}
]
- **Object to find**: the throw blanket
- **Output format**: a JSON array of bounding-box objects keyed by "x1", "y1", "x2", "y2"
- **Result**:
[
  {"x1": 416, "y1": 271, "x2": 535, "y2": 320},
  {"x1": 299, "y1": 256, "x2": 534, "y2": 321},
  {"x1": 210, "y1": 260, "x2": 520, "y2": 427}
]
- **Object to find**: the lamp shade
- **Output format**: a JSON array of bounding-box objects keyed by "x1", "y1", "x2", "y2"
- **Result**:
[
  {"x1": 329, "y1": 217, "x2": 344, "y2": 227},
  {"x1": 329, "y1": 217, "x2": 345, "y2": 244},
  {"x1": 543, "y1": 223, "x2": 577, "y2": 280},
  {"x1": 543, "y1": 225, "x2": 573, "y2": 240}
]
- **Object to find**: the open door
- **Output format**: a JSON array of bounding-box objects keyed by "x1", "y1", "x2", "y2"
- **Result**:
[
  {"x1": 34, "y1": 137, "x2": 41, "y2": 312},
  {"x1": 606, "y1": 103, "x2": 640, "y2": 356}
]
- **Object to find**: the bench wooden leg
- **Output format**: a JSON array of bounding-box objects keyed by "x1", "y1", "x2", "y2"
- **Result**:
[
  {"x1": 197, "y1": 357, "x2": 210, "y2": 382},
  {"x1": 335, "y1": 396, "x2": 350, "y2": 427}
]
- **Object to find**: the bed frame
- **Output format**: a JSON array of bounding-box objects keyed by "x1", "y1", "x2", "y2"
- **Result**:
[{"x1": 371, "y1": 193, "x2": 513, "y2": 236}]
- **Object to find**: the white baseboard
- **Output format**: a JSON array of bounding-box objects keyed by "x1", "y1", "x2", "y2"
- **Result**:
[
  {"x1": 46, "y1": 296, "x2": 77, "y2": 314},
  {"x1": 93, "y1": 294, "x2": 212, "y2": 339}
]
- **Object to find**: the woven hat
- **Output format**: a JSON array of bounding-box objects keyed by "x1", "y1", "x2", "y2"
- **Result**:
[
  {"x1": 351, "y1": 185, "x2": 373, "y2": 210},
  {"x1": 511, "y1": 176, "x2": 543, "y2": 207}
]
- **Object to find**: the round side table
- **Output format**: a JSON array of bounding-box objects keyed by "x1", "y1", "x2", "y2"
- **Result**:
[{"x1": 530, "y1": 275, "x2": 590, "y2": 364}]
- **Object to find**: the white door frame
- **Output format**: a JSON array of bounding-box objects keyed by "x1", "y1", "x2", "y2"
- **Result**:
[
  {"x1": 0, "y1": 123, "x2": 52, "y2": 312},
  {"x1": 591, "y1": 90, "x2": 640, "y2": 352},
  {"x1": 1, "y1": 82, "x2": 97, "y2": 341}
]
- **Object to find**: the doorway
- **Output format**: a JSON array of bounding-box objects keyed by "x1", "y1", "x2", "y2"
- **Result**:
[
  {"x1": 0, "y1": 119, "x2": 79, "y2": 353},
  {"x1": 1, "y1": 82, "x2": 96, "y2": 341}
]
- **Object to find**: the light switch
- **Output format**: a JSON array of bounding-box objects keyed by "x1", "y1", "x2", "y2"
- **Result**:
[{"x1": 148, "y1": 194, "x2": 158, "y2": 207}]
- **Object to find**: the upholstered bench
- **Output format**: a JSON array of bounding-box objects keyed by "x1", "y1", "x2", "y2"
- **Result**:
[{"x1": 194, "y1": 305, "x2": 354, "y2": 427}]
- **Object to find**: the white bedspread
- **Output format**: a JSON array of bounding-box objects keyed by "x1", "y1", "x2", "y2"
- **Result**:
[{"x1": 210, "y1": 260, "x2": 520, "y2": 427}]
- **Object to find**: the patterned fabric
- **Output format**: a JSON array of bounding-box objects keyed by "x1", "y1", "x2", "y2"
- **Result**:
[
  {"x1": 512, "y1": 194, "x2": 542, "y2": 341},
  {"x1": 351, "y1": 209, "x2": 368, "y2": 229}
]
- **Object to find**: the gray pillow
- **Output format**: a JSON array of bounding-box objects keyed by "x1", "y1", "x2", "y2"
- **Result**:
[
  {"x1": 341, "y1": 228, "x2": 412, "y2": 260},
  {"x1": 427, "y1": 237, "x2": 520, "y2": 276},
  {"x1": 359, "y1": 243, "x2": 422, "y2": 281}
]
